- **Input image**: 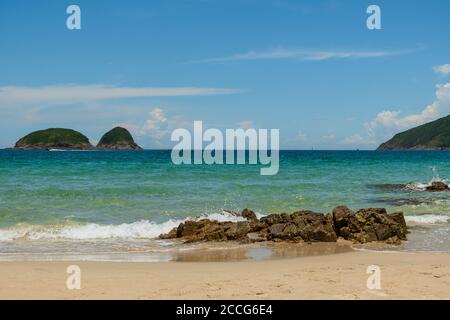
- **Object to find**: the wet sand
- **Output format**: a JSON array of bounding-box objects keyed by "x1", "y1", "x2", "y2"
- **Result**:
[{"x1": 1, "y1": 246, "x2": 450, "y2": 299}]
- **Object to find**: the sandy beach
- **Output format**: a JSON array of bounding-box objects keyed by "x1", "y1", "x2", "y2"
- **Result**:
[{"x1": 1, "y1": 249, "x2": 450, "y2": 300}]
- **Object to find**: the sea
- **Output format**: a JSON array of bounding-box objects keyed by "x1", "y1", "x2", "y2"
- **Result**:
[{"x1": 0, "y1": 150, "x2": 449, "y2": 261}]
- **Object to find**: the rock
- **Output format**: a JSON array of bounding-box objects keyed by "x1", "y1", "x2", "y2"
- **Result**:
[
  {"x1": 332, "y1": 206, "x2": 355, "y2": 230},
  {"x1": 426, "y1": 181, "x2": 449, "y2": 192},
  {"x1": 246, "y1": 232, "x2": 268, "y2": 242},
  {"x1": 224, "y1": 221, "x2": 252, "y2": 240},
  {"x1": 241, "y1": 208, "x2": 257, "y2": 221},
  {"x1": 268, "y1": 223, "x2": 286, "y2": 239},
  {"x1": 332, "y1": 206, "x2": 407, "y2": 243},
  {"x1": 260, "y1": 213, "x2": 291, "y2": 225},
  {"x1": 288, "y1": 211, "x2": 337, "y2": 242},
  {"x1": 390, "y1": 211, "x2": 408, "y2": 231},
  {"x1": 159, "y1": 227, "x2": 177, "y2": 239}
]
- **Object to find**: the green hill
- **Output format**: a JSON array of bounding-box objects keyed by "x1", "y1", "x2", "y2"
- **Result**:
[
  {"x1": 377, "y1": 115, "x2": 450, "y2": 150},
  {"x1": 14, "y1": 128, "x2": 94, "y2": 150},
  {"x1": 97, "y1": 127, "x2": 142, "y2": 150}
]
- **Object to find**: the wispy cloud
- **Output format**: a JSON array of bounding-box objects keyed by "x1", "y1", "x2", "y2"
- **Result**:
[
  {"x1": 433, "y1": 64, "x2": 450, "y2": 76},
  {"x1": 191, "y1": 47, "x2": 412, "y2": 63},
  {"x1": 341, "y1": 133, "x2": 364, "y2": 145},
  {"x1": 0, "y1": 84, "x2": 241, "y2": 106}
]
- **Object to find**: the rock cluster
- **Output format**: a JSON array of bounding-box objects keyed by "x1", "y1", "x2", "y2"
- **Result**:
[
  {"x1": 332, "y1": 206, "x2": 407, "y2": 244},
  {"x1": 159, "y1": 206, "x2": 408, "y2": 245}
]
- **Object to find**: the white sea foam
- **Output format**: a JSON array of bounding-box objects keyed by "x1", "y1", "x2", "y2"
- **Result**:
[
  {"x1": 0, "y1": 210, "x2": 250, "y2": 241},
  {"x1": 404, "y1": 182, "x2": 429, "y2": 191},
  {"x1": 404, "y1": 167, "x2": 448, "y2": 191},
  {"x1": 405, "y1": 214, "x2": 450, "y2": 224}
]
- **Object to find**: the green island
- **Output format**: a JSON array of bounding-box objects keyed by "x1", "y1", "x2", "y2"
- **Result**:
[
  {"x1": 14, "y1": 128, "x2": 94, "y2": 150},
  {"x1": 13, "y1": 127, "x2": 142, "y2": 150},
  {"x1": 96, "y1": 127, "x2": 142, "y2": 150},
  {"x1": 377, "y1": 115, "x2": 450, "y2": 150}
]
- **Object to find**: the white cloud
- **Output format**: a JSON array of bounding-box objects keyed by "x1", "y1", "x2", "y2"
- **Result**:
[
  {"x1": 236, "y1": 120, "x2": 255, "y2": 130},
  {"x1": 0, "y1": 84, "x2": 241, "y2": 106},
  {"x1": 341, "y1": 133, "x2": 364, "y2": 145},
  {"x1": 117, "y1": 107, "x2": 190, "y2": 147},
  {"x1": 433, "y1": 64, "x2": 450, "y2": 76},
  {"x1": 191, "y1": 47, "x2": 411, "y2": 63},
  {"x1": 367, "y1": 83, "x2": 450, "y2": 139},
  {"x1": 141, "y1": 107, "x2": 169, "y2": 140}
]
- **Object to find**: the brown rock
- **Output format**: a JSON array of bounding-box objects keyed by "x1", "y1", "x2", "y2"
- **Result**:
[
  {"x1": 224, "y1": 221, "x2": 252, "y2": 240},
  {"x1": 246, "y1": 232, "x2": 268, "y2": 242},
  {"x1": 268, "y1": 223, "x2": 286, "y2": 239},
  {"x1": 426, "y1": 181, "x2": 449, "y2": 192},
  {"x1": 158, "y1": 227, "x2": 177, "y2": 239},
  {"x1": 260, "y1": 213, "x2": 291, "y2": 225},
  {"x1": 332, "y1": 206, "x2": 408, "y2": 243},
  {"x1": 241, "y1": 208, "x2": 257, "y2": 221}
]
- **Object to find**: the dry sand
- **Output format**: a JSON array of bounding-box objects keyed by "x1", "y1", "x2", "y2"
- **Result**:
[{"x1": 1, "y1": 249, "x2": 450, "y2": 300}]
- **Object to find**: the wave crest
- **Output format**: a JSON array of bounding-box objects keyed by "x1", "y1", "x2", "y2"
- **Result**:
[{"x1": 0, "y1": 211, "x2": 250, "y2": 241}]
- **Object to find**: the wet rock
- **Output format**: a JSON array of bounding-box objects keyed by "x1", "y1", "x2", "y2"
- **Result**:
[
  {"x1": 390, "y1": 211, "x2": 408, "y2": 231},
  {"x1": 241, "y1": 208, "x2": 257, "y2": 221},
  {"x1": 260, "y1": 213, "x2": 291, "y2": 225},
  {"x1": 268, "y1": 223, "x2": 286, "y2": 238},
  {"x1": 224, "y1": 221, "x2": 252, "y2": 240},
  {"x1": 332, "y1": 206, "x2": 407, "y2": 243},
  {"x1": 158, "y1": 206, "x2": 407, "y2": 245},
  {"x1": 426, "y1": 181, "x2": 449, "y2": 192},
  {"x1": 246, "y1": 232, "x2": 268, "y2": 242},
  {"x1": 159, "y1": 227, "x2": 177, "y2": 240}
]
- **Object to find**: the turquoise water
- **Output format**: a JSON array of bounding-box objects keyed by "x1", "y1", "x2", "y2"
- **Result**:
[{"x1": 0, "y1": 150, "x2": 450, "y2": 257}]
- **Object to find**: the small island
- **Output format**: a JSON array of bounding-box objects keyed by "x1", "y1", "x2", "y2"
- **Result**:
[
  {"x1": 11, "y1": 127, "x2": 142, "y2": 151},
  {"x1": 378, "y1": 115, "x2": 450, "y2": 150},
  {"x1": 96, "y1": 127, "x2": 142, "y2": 150},
  {"x1": 14, "y1": 128, "x2": 94, "y2": 150}
]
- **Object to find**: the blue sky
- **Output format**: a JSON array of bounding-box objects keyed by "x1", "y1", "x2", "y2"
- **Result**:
[{"x1": 1, "y1": 0, "x2": 450, "y2": 149}]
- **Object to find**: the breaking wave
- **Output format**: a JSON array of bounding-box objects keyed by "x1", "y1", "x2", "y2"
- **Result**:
[
  {"x1": 404, "y1": 166, "x2": 448, "y2": 191},
  {"x1": 0, "y1": 211, "x2": 255, "y2": 241},
  {"x1": 405, "y1": 214, "x2": 450, "y2": 224}
]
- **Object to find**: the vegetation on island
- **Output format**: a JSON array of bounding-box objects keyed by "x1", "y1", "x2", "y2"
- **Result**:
[
  {"x1": 377, "y1": 115, "x2": 450, "y2": 150},
  {"x1": 96, "y1": 127, "x2": 142, "y2": 150},
  {"x1": 13, "y1": 126, "x2": 142, "y2": 150},
  {"x1": 14, "y1": 128, "x2": 93, "y2": 150}
]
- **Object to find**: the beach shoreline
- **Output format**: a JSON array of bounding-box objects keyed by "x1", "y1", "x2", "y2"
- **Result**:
[{"x1": 1, "y1": 250, "x2": 449, "y2": 300}]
